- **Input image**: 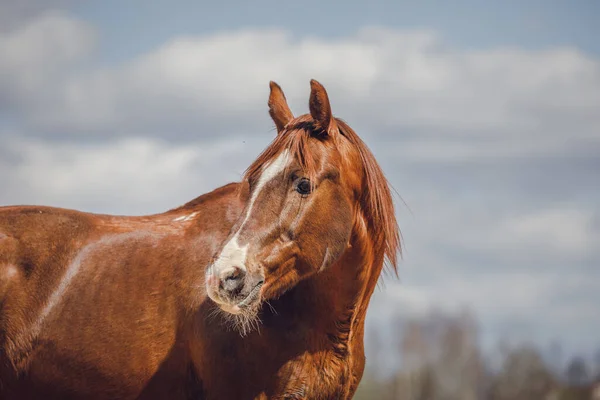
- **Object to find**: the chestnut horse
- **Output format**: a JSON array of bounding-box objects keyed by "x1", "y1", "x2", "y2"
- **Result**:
[{"x1": 0, "y1": 80, "x2": 400, "y2": 399}]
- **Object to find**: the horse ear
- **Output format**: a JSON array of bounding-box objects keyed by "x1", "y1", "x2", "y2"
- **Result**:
[
  {"x1": 309, "y1": 79, "x2": 337, "y2": 135},
  {"x1": 268, "y1": 81, "x2": 294, "y2": 134}
]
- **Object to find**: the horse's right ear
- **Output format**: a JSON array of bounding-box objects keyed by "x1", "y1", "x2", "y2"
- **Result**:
[{"x1": 268, "y1": 81, "x2": 294, "y2": 134}]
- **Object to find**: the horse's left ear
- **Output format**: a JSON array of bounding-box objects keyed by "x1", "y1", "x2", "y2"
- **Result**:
[
  {"x1": 309, "y1": 79, "x2": 338, "y2": 135},
  {"x1": 268, "y1": 81, "x2": 294, "y2": 134}
]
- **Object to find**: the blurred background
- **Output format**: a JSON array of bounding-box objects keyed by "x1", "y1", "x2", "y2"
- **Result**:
[{"x1": 1, "y1": 1, "x2": 598, "y2": 398}]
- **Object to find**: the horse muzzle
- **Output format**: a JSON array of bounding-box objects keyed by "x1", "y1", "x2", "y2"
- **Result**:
[{"x1": 205, "y1": 264, "x2": 264, "y2": 314}]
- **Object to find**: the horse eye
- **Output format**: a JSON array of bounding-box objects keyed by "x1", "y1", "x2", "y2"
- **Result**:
[{"x1": 295, "y1": 178, "x2": 312, "y2": 196}]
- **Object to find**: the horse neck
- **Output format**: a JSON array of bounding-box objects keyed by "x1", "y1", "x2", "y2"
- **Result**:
[
  {"x1": 321, "y1": 236, "x2": 378, "y2": 334},
  {"x1": 275, "y1": 233, "x2": 378, "y2": 347}
]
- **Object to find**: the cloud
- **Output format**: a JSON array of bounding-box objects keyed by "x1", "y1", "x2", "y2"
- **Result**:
[
  {"x1": 1, "y1": 21, "x2": 598, "y2": 159},
  {"x1": 0, "y1": 0, "x2": 75, "y2": 32},
  {"x1": 0, "y1": 11, "x2": 95, "y2": 113},
  {"x1": 0, "y1": 133, "x2": 257, "y2": 215},
  {"x1": 495, "y1": 208, "x2": 598, "y2": 256},
  {"x1": 367, "y1": 152, "x2": 600, "y2": 351}
]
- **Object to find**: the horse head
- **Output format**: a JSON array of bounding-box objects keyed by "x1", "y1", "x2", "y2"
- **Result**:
[{"x1": 206, "y1": 80, "x2": 400, "y2": 334}]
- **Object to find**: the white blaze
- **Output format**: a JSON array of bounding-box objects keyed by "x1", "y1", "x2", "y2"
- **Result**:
[{"x1": 210, "y1": 150, "x2": 290, "y2": 275}]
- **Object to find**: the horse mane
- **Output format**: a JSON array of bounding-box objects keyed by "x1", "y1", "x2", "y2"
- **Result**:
[
  {"x1": 336, "y1": 118, "x2": 402, "y2": 276},
  {"x1": 244, "y1": 115, "x2": 401, "y2": 277}
]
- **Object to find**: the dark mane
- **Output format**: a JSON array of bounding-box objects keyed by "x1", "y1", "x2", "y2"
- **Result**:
[{"x1": 244, "y1": 115, "x2": 401, "y2": 276}]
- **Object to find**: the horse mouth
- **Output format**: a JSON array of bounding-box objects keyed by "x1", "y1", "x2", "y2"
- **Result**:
[
  {"x1": 237, "y1": 281, "x2": 263, "y2": 308},
  {"x1": 219, "y1": 281, "x2": 263, "y2": 315}
]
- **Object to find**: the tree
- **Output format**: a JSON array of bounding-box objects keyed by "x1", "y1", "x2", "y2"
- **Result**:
[
  {"x1": 565, "y1": 356, "x2": 589, "y2": 387},
  {"x1": 594, "y1": 348, "x2": 600, "y2": 380},
  {"x1": 390, "y1": 307, "x2": 484, "y2": 400},
  {"x1": 488, "y1": 344, "x2": 556, "y2": 400}
]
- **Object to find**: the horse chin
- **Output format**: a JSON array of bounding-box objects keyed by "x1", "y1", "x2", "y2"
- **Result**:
[
  {"x1": 217, "y1": 300, "x2": 262, "y2": 337},
  {"x1": 210, "y1": 290, "x2": 263, "y2": 337}
]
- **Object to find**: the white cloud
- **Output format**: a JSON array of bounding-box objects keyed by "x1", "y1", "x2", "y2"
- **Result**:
[
  {"x1": 382, "y1": 269, "x2": 599, "y2": 320},
  {"x1": 497, "y1": 208, "x2": 598, "y2": 256},
  {"x1": 1, "y1": 21, "x2": 597, "y2": 161},
  {"x1": 438, "y1": 205, "x2": 598, "y2": 264},
  {"x1": 66, "y1": 30, "x2": 600, "y2": 148},
  {"x1": 0, "y1": 134, "x2": 254, "y2": 215},
  {"x1": 0, "y1": 11, "x2": 94, "y2": 110}
]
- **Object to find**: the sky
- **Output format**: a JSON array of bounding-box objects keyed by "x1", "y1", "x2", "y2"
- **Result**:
[{"x1": 1, "y1": 0, "x2": 599, "y2": 362}]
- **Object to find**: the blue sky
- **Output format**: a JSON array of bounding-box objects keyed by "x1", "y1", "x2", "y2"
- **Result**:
[
  {"x1": 1, "y1": 0, "x2": 599, "y2": 364},
  {"x1": 72, "y1": 0, "x2": 600, "y2": 61}
]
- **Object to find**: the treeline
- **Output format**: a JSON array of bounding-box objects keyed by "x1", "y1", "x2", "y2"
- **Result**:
[{"x1": 355, "y1": 308, "x2": 600, "y2": 400}]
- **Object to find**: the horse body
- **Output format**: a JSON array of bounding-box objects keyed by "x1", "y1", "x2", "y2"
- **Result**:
[
  {"x1": 0, "y1": 80, "x2": 400, "y2": 400},
  {"x1": 0, "y1": 183, "x2": 244, "y2": 399},
  {"x1": 0, "y1": 194, "x2": 369, "y2": 400}
]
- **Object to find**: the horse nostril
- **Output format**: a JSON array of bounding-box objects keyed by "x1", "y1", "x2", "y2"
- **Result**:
[{"x1": 220, "y1": 266, "x2": 246, "y2": 294}]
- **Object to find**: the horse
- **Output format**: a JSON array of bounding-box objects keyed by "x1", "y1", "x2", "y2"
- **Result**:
[{"x1": 0, "y1": 80, "x2": 401, "y2": 399}]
